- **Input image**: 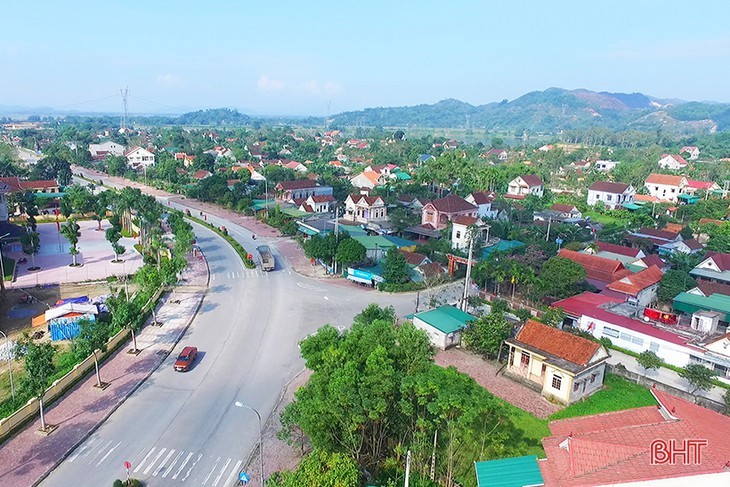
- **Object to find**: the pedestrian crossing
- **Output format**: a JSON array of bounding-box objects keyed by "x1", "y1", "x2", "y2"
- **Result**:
[
  {"x1": 67, "y1": 437, "x2": 247, "y2": 486},
  {"x1": 210, "y1": 269, "x2": 292, "y2": 280}
]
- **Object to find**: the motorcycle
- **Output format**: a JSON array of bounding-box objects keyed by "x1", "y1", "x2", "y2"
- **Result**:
[{"x1": 18, "y1": 257, "x2": 28, "y2": 264}]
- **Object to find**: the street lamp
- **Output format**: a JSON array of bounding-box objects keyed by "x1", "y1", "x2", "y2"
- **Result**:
[
  {"x1": 0, "y1": 330, "x2": 15, "y2": 402},
  {"x1": 234, "y1": 401, "x2": 265, "y2": 487}
]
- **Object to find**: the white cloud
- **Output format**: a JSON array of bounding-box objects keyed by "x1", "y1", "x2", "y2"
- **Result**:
[
  {"x1": 155, "y1": 74, "x2": 181, "y2": 87},
  {"x1": 257, "y1": 75, "x2": 285, "y2": 91}
]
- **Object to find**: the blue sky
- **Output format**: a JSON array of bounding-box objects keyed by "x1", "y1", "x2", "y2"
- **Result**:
[{"x1": 2, "y1": 1, "x2": 729, "y2": 116}]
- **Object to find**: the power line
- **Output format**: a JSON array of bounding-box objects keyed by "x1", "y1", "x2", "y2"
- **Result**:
[{"x1": 127, "y1": 94, "x2": 186, "y2": 112}]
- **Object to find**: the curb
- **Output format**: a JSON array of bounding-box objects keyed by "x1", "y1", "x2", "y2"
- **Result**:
[{"x1": 31, "y1": 239, "x2": 211, "y2": 486}]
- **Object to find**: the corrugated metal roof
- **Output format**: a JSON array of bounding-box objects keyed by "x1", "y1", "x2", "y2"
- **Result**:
[
  {"x1": 413, "y1": 305, "x2": 475, "y2": 334},
  {"x1": 673, "y1": 292, "x2": 730, "y2": 320},
  {"x1": 474, "y1": 455, "x2": 544, "y2": 487}
]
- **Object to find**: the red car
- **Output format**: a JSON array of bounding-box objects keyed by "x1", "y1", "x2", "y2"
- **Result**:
[{"x1": 174, "y1": 346, "x2": 198, "y2": 372}]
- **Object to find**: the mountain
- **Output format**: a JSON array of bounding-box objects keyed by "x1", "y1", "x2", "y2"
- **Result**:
[
  {"x1": 330, "y1": 88, "x2": 730, "y2": 133},
  {"x1": 174, "y1": 108, "x2": 252, "y2": 126}
]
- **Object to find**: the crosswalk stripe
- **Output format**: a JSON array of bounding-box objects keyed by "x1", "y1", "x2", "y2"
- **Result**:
[
  {"x1": 97, "y1": 441, "x2": 121, "y2": 466},
  {"x1": 154, "y1": 449, "x2": 176, "y2": 476},
  {"x1": 202, "y1": 456, "x2": 221, "y2": 485},
  {"x1": 144, "y1": 447, "x2": 166, "y2": 475},
  {"x1": 173, "y1": 452, "x2": 193, "y2": 480},
  {"x1": 79, "y1": 438, "x2": 99, "y2": 460},
  {"x1": 134, "y1": 447, "x2": 156, "y2": 473},
  {"x1": 90, "y1": 440, "x2": 112, "y2": 464},
  {"x1": 223, "y1": 460, "x2": 243, "y2": 487},
  {"x1": 68, "y1": 438, "x2": 95, "y2": 462},
  {"x1": 212, "y1": 458, "x2": 231, "y2": 486},
  {"x1": 182, "y1": 453, "x2": 202, "y2": 482},
  {"x1": 164, "y1": 450, "x2": 184, "y2": 478}
]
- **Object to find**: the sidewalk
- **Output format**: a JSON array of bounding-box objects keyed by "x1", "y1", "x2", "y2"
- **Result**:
[
  {"x1": 606, "y1": 349, "x2": 726, "y2": 404},
  {"x1": 0, "y1": 251, "x2": 209, "y2": 487}
]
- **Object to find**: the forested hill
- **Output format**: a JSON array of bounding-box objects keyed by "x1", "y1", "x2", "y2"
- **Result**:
[{"x1": 329, "y1": 88, "x2": 730, "y2": 133}]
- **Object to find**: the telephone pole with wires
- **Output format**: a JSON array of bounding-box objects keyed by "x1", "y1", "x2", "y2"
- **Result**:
[{"x1": 120, "y1": 87, "x2": 129, "y2": 130}]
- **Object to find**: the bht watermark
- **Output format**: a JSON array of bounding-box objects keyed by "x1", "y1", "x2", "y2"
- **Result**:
[{"x1": 650, "y1": 439, "x2": 708, "y2": 465}]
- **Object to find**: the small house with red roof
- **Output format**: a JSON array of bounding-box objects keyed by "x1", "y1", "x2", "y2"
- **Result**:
[
  {"x1": 658, "y1": 153, "x2": 689, "y2": 170},
  {"x1": 350, "y1": 170, "x2": 381, "y2": 189},
  {"x1": 644, "y1": 173, "x2": 688, "y2": 202},
  {"x1": 557, "y1": 249, "x2": 632, "y2": 290},
  {"x1": 275, "y1": 180, "x2": 333, "y2": 202},
  {"x1": 507, "y1": 175, "x2": 544, "y2": 198},
  {"x1": 192, "y1": 169, "x2": 212, "y2": 180},
  {"x1": 298, "y1": 194, "x2": 336, "y2": 214},
  {"x1": 586, "y1": 241, "x2": 645, "y2": 265},
  {"x1": 605, "y1": 265, "x2": 663, "y2": 307},
  {"x1": 466, "y1": 191, "x2": 498, "y2": 219},
  {"x1": 587, "y1": 181, "x2": 635, "y2": 209},
  {"x1": 690, "y1": 251, "x2": 730, "y2": 285},
  {"x1": 344, "y1": 193, "x2": 387, "y2": 224},
  {"x1": 681, "y1": 145, "x2": 700, "y2": 160},
  {"x1": 505, "y1": 320, "x2": 609, "y2": 404},
  {"x1": 421, "y1": 194, "x2": 477, "y2": 230}
]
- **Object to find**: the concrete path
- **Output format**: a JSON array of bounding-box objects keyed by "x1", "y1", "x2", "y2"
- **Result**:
[{"x1": 0, "y1": 251, "x2": 208, "y2": 487}]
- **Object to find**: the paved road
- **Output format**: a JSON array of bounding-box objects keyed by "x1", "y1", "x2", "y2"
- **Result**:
[{"x1": 42, "y1": 172, "x2": 419, "y2": 486}]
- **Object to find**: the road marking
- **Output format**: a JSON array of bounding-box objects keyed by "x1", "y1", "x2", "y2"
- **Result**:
[
  {"x1": 181, "y1": 453, "x2": 202, "y2": 482},
  {"x1": 89, "y1": 440, "x2": 113, "y2": 464},
  {"x1": 79, "y1": 438, "x2": 100, "y2": 460},
  {"x1": 237, "y1": 271, "x2": 243, "y2": 278},
  {"x1": 97, "y1": 441, "x2": 121, "y2": 466},
  {"x1": 202, "y1": 456, "x2": 221, "y2": 485},
  {"x1": 164, "y1": 450, "x2": 184, "y2": 478},
  {"x1": 324, "y1": 296, "x2": 330, "y2": 300},
  {"x1": 212, "y1": 457, "x2": 231, "y2": 486},
  {"x1": 154, "y1": 449, "x2": 176, "y2": 476},
  {"x1": 211, "y1": 274, "x2": 216, "y2": 281},
  {"x1": 68, "y1": 438, "x2": 95, "y2": 462},
  {"x1": 173, "y1": 452, "x2": 193, "y2": 479},
  {"x1": 223, "y1": 460, "x2": 243, "y2": 487},
  {"x1": 144, "y1": 447, "x2": 166, "y2": 475}
]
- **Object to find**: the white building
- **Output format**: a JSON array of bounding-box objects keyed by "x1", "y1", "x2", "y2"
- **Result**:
[
  {"x1": 125, "y1": 146, "x2": 155, "y2": 168},
  {"x1": 89, "y1": 140, "x2": 126, "y2": 159},
  {"x1": 594, "y1": 160, "x2": 620, "y2": 172},
  {"x1": 586, "y1": 181, "x2": 635, "y2": 209},
  {"x1": 657, "y1": 154, "x2": 689, "y2": 170},
  {"x1": 465, "y1": 192, "x2": 498, "y2": 219},
  {"x1": 411, "y1": 306, "x2": 475, "y2": 350},
  {"x1": 644, "y1": 173, "x2": 688, "y2": 202},
  {"x1": 343, "y1": 193, "x2": 387, "y2": 224},
  {"x1": 507, "y1": 175, "x2": 544, "y2": 198},
  {"x1": 450, "y1": 215, "x2": 483, "y2": 250}
]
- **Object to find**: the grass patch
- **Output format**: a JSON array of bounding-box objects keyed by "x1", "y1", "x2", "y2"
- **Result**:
[
  {"x1": 2, "y1": 256, "x2": 14, "y2": 281},
  {"x1": 583, "y1": 211, "x2": 623, "y2": 226},
  {"x1": 549, "y1": 373, "x2": 657, "y2": 421},
  {"x1": 503, "y1": 401, "x2": 550, "y2": 456}
]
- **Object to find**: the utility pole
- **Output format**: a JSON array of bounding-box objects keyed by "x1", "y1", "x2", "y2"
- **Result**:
[
  {"x1": 404, "y1": 450, "x2": 411, "y2": 487},
  {"x1": 430, "y1": 429, "x2": 438, "y2": 481},
  {"x1": 545, "y1": 217, "x2": 552, "y2": 242},
  {"x1": 119, "y1": 87, "x2": 129, "y2": 131},
  {"x1": 461, "y1": 232, "x2": 474, "y2": 312}
]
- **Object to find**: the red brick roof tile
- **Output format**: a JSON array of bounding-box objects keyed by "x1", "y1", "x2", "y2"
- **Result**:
[{"x1": 514, "y1": 320, "x2": 600, "y2": 366}]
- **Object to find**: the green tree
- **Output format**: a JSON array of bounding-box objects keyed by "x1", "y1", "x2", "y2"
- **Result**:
[
  {"x1": 704, "y1": 222, "x2": 730, "y2": 253},
  {"x1": 658, "y1": 270, "x2": 696, "y2": 303},
  {"x1": 62, "y1": 185, "x2": 94, "y2": 215},
  {"x1": 91, "y1": 191, "x2": 109, "y2": 231},
  {"x1": 60, "y1": 218, "x2": 81, "y2": 266},
  {"x1": 106, "y1": 155, "x2": 127, "y2": 176},
  {"x1": 21, "y1": 229, "x2": 41, "y2": 270},
  {"x1": 461, "y1": 312, "x2": 510, "y2": 359},
  {"x1": 15, "y1": 337, "x2": 56, "y2": 431},
  {"x1": 679, "y1": 364, "x2": 715, "y2": 394},
  {"x1": 105, "y1": 221, "x2": 126, "y2": 262},
  {"x1": 382, "y1": 247, "x2": 409, "y2": 284},
  {"x1": 538, "y1": 307, "x2": 566, "y2": 328},
  {"x1": 636, "y1": 350, "x2": 664, "y2": 381},
  {"x1": 539, "y1": 256, "x2": 586, "y2": 299},
  {"x1": 72, "y1": 318, "x2": 111, "y2": 388},
  {"x1": 109, "y1": 296, "x2": 141, "y2": 353},
  {"x1": 31, "y1": 154, "x2": 72, "y2": 185},
  {"x1": 267, "y1": 450, "x2": 360, "y2": 487},
  {"x1": 335, "y1": 238, "x2": 366, "y2": 270}
]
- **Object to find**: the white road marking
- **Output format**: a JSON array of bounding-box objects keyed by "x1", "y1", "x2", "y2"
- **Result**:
[
  {"x1": 144, "y1": 447, "x2": 166, "y2": 475},
  {"x1": 134, "y1": 447, "x2": 156, "y2": 473},
  {"x1": 181, "y1": 453, "x2": 202, "y2": 482},
  {"x1": 97, "y1": 441, "x2": 121, "y2": 466},
  {"x1": 212, "y1": 458, "x2": 231, "y2": 486},
  {"x1": 154, "y1": 449, "x2": 176, "y2": 476},
  {"x1": 79, "y1": 438, "x2": 99, "y2": 460},
  {"x1": 173, "y1": 452, "x2": 194, "y2": 480},
  {"x1": 323, "y1": 296, "x2": 330, "y2": 300},
  {"x1": 202, "y1": 456, "x2": 221, "y2": 485},
  {"x1": 223, "y1": 460, "x2": 243, "y2": 487},
  {"x1": 164, "y1": 450, "x2": 184, "y2": 478},
  {"x1": 89, "y1": 440, "x2": 112, "y2": 464},
  {"x1": 211, "y1": 274, "x2": 216, "y2": 280},
  {"x1": 68, "y1": 438, "x2": 96, "y2": 462}
]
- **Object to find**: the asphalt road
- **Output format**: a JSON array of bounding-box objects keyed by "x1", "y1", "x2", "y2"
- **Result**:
[{"x1": 41, "y1": 174, "x2": 420, "y2": 486}]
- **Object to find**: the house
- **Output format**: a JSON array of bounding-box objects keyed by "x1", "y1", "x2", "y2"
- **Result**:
[
  {"x1": 644, "y1": 173, "x2": 688, "y2": 202},
  {"x1": 629, "y1": 227, "x2": 683, "y2": 251},
  {"x1": 410, "y1": 305, "x2": 475, "y2": 350},
  {"x1": 585, "y1": 241, "x2": 645, "y2": 265},
  {"x1": 450, "y1": 215, "x2": 483, "y2": 250},
  {"x1": 125, "y1": 146, "x2": 155, "y2": 168},
  {"x1": 539, "y1": 389, "x2": 730, "y2": 486},
  {"x1": 687, "y1": 279, "x2": 730, "y2": 298},
  {"x1": 686, "y1": 178, "x2": 721, "y2": 195},
  {"x1": 657, "y1": 153, "x2": 689, "y2": 170},
  {"x1": 174, "y1": 152, "x2": 196, "y2": 167},
  {"x1": 88, "y1": 140, "x2": 126, "y2": 160},
  {"x1": 505, "y1": 320, "x2": 609, "y2": 405},
  {"x1": 673, "y1": 292, "x2": 730, "y2": 332},
  {"x1": 593, "y1": 159, "x2": 620, "y2": 172},
  {"x1": 282, "y1": 160, "x2": 307, "y2": 173},
  {"x1": 680, "y1": 145, "x2": 701, "y2": 160},
  {"x1": 421, "y1": 194, "x2": 477, "y2": 230},
  {"x1": 275, "y1": 180, "x2": 333, "y2": 202},
  {"x1": 350, "y1": 170, "x2": 381, "y2": 189},
  {"x1": 465, "y1": 191, "x2": 498, "y2": 219},
  {"x1": 658, "y1": 237, "x2": 704, "y2": 255},
  {"x1": 506, "y1": 175, "x2": 544, "y2": 198},
  {"x1": 549, "y1": 203, "x2": 582, "y2": 219},
  {"x1": 604, "y1": 265, "x2": 663, "y2": 307},
  {"x1": 298, "y1": 194, "x2": 335, "y2": 214},
  {"x1": 343, "y1": 193, "x2": 387, "y2": 224},
  {"x1": 485, "y1": 148, "x2": 508, "y2": 161},
  {"x1": 690, "y1": 251, "x2": 730, "y2": 285},
  {"x1": 629, "y1": 253, "x2": 668, "y2": 272},
  {"x1": 557, "y1": 249, "x2": 632, "y2": 290},
  {"x1": 192, "y1": 170, "x2": 212, "y2": 180},
  {"x1": 399, "y1": 249, "x2": 430, "y2": 267},
  {"x1": 586, "y1": 181, "x2": 635, "y2": 209},
  {"x1": 396, "y1": 194, "x2": 428, "y2": 211}
]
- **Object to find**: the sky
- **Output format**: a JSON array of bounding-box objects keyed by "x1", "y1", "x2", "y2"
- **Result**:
[{"x1": 2, "y1": 1, "x2": 729, "y2": 116}]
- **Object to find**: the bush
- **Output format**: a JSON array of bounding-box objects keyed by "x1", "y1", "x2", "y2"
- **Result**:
[
  {"x1": 378, "y1": 281, "x2": 425, "y2": 293},
  {"x1": 113, "y1": 480, "x2": 123, "y2": 487}
]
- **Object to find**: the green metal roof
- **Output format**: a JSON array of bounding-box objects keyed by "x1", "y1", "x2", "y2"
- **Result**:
[
  {"x1": 474, "y1": 455, "x2": 544, "y2": 487},
  {"x1": 297, "y1": 225, "x2": 319, "y2": 236},
  {"x1": 622, "y1": 203, "x2": 642, "y2": 210},
  {"x1": 673, "y1": 292, "x2": 730, "y2": 321},
  {"x1": 394, "y1": 171, "x2": 412, "y2": 180},
  {"x1": 480, "y1": 240, "x2": 525, "y2": 259},
  {"x1": 280, "y1": 207, "x2": 308, "y2": 217},
  {"x1": 413, "y1": 305, "x2": 475, "y2": 334},
  {"x1": 382, "y1": 235, "x2": 418, "y2": 248},
  {"x1": 353, "y1": 235, "x2": 397, "y2": 251}
]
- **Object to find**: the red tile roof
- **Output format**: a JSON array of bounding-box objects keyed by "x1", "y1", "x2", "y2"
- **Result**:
[
  {"x1": 452, "y1": 215, "x2": 479, "y2": 226},
  {"x1": 686, "y1": 179, "x2": 716, "y2": 190},
  {"x1": 550, "y1": 203, "x2": 578, "y2": 214},
  {"x1": 558, "y1": 249, "x2": 632, "y2": 284},
  {"x1": 636, "y1": 227, "x2": 680, "y2": 241},
  {"x1": 595, "y1": 241, "x2": 642, "y2": 258},
  {"x1": 606, "y1": 265, "x2": 663, "y2": 296},
  {"x1": 428, "y1": 194, "x2": 477, "y2": 214},
  {"x1": 513, "y1": 320, "x2": 600, "y2": 366},
  {"x1": 276, "y1": 180, "x2": 319, "y2": 191},
  {"x1": 645, "y1": 173, "x2": 686, "y2": 186},
  {"x1": 695, "y1": 279, "x2": 730, "y2": 297},
  {"x1": 588, "y1": 181, "x2": 630, "y2": 193},
  {"x1": 310, "y1": 194, "x2": 335, "y2": 203},
  {"x1": 636, "y1": 254, "x2": 666, "y2": 269},
  {"x1": 520, "y1": 174, "x2": 544, "y2": 187},
  {"x1": 399, "y1": 249, "x2": 428, "y2": 266},
  {"x1": 705, "y1": 251, "x2": 730, "y2": 272},
  {"x1": 469, "y1": 191, "x2": 496, "y2": 205},
  {"x1": 192, "y1": 170, "x2": 211, "y2": 179}
]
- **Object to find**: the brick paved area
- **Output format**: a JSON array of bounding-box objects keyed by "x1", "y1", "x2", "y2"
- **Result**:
[
  {"x1": 0, "y1": 251, "x2": 209, "y2": 487},
  {"x1": 435, "y1": 348, "x2": 562, "y2": 419}
]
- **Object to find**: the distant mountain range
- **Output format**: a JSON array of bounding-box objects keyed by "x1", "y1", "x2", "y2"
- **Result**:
[{"x1": 3, "y1": 88, "x2": 730, "y2": 133}]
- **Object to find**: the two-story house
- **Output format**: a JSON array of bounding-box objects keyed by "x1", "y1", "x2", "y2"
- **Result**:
[
  {"x1": 657, "y1": 154, "x2": 689, "y2": 170},
  {"x1": 680, "y1": 146, "x2": 700, "y2": 160},
  {"x1": 88, "y1": 140, "x2": 126, "y2": 161},
  {"x1": 275, "y1": 180, "x2": 333, "y2": 202},
  {"x1": 298, "y1": 194, "x2": 336, "y2": 214},
  {"x1": 350, "y1": 170, "x2": 381, "y2": 189},
  {"x1": 586, "y1": 181, "x2": 635, "y2": 209},
  {"x1": 506, "y1": 175, "x2": 544, "y2": 199},
  {"x1": 450, "y1": 215, "x2": 484, "y2": 250},
  {"x1": 125, "y1": 146, "x2": 155, "y2": 168},
  {"x1": 690, "y1": 251, "x2": 730, "y2": 285},
  {"x1": 643, "y1": 173, "x2": 688, "y2": 202},
  {"x1": 344, "y1": 193, "x2": 387, "y2": 224},
  {"x1": 465, "y1": 191, "x2": 498, "y2": 219},
  {"x1": 421, "y1": 194, "x2": 477, "y2": 230},
  {"x1": 605, "y1": 265, "x2": 663, "y2": 307}
]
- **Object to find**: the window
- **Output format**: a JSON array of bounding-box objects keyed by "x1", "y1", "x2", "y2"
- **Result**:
[
  {"x1": 552, "y1": 375, "x2": 562, "y2": 390},
  {"x1": 456, "y1": 231, "x2": 461, "y2": 239},
  {"x1": 590, "y1": 373, "x2": 597, "y2": 383},
  {"x1": 650, "y1": 342, "x2": 659, "y2": 352},
  {"x1": 573, "y1": 381, "x2": 580, "y2": 392},
  {"x1": 620, "y1": 332, "x2": 644, "y2": 346},
  {"x1": 520, "y1": 351, "x2": 530, "y2": 368},
  {"x1": 606, "y1": 195, "x2": 612, "y2": 201},
  {"x1": 602, "y1": 327, "x2": 620, "y2": 339}
]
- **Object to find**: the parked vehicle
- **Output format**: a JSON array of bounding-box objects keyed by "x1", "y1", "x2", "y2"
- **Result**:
[
  {"x1": 257, "y1": 245, "x2": 275, "y2": 271},
  {"x1": 173, "y1": 346, "x2": 198, "y2": 372}
]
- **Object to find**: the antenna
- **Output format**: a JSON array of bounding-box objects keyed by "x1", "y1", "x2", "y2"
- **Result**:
[{"x1": 120, "y1": 87, "x2": 129, "y2": 130}]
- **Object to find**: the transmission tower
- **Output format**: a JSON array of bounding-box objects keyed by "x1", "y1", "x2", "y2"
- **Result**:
[{"x1": 120, "y1": 87, "x2": 129, "y2": 130}]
